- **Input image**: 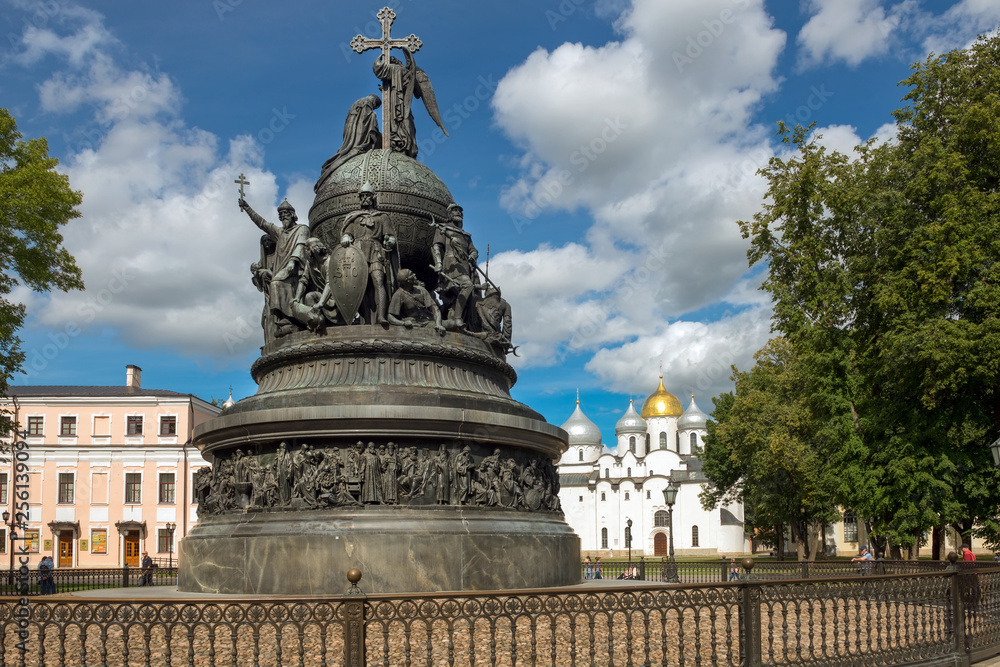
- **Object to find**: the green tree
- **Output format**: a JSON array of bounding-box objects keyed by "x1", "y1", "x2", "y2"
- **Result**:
[
  {"x1": 701, "y1": 337, "x2": 844, "y2": 561},
  {"x1": 729, "y1": 32, "x2": 1000, "y2": 555},
  {"x1": 0, "y1": 108, "x2": 84, "y2": 437}
]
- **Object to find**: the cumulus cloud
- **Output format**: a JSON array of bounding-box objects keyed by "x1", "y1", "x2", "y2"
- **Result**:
[
  {"x1": 491, "y1": 0, "x2": 784, "y2": 391},
  {"x1": 9, "y1": 10, "x2": 293, "y2": 365},
  {"x1": 796, "y1": 0, "x2": 912, "y2": 68}
]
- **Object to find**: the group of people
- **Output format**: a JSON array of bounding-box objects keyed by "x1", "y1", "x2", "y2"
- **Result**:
[
  {"x1": 195, "y1": 442, "x2": 562, "y2": 515},
  {"x1": 240, "y1": 189, "x2": 513, "y2": 355},
  {"x1": 583, "y1": 556, "x2": 603, "y2": 580}
]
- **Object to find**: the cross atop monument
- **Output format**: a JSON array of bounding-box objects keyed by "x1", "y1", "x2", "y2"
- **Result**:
[{"x1": 350, "y1": 7, "x2": 422, "y2": 150}]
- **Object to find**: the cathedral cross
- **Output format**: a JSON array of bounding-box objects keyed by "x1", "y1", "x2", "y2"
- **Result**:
[
  {"x1": 234, "y1": 173, "x2": 249, "y2": 199},
  {"x1": 350, "y1": 7, "x2": 422, "y2": 149}
]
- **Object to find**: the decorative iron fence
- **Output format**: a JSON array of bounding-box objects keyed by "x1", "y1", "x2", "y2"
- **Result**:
[
  {"x1": 0, "y1": 567, "x2": 997, "y2": 666},
  {"x1": 589, "y1": 557, "x2": 997, "y2": 583},
  {"x1": 0, "y1": 566, "x2": 178, "y2": 596}
]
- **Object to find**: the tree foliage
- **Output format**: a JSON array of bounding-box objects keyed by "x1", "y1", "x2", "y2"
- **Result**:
[
  {"x1": 0, "y1": 108, "x2": 84, "y2": 435},
  {"x1": 705, "y1": 33, "x2": 1000, "y2": 554}
]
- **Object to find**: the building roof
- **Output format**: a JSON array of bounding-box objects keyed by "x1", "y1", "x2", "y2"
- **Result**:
[
  {"x1": 558, "y1": 473, "x2": 595, "y2": 486},
  {"x1": 8, "y1": 386, "x2": 191, "y2": 398},
  {"x1": 640, "y1": 375, "x2": 683, "y2": 418},
  {"x1": 614, "y1": 399, "x2": 646, "y2": 436},
  {"x1": 560, "y1": 399, "x2": 602, "y2": 447},
  {"x1": 678, "y1": 395, "x2": 709, "y2": 430}
]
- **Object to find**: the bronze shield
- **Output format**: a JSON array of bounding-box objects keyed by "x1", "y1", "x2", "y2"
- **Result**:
[{"x1": 329, "y1": 245, "x2": 368, "y2": 323}]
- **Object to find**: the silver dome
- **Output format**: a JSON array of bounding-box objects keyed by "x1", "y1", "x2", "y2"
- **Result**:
[
  {"x1": 560, "y1": 402, "x2": 602, "y2": 447},
  {"x1": 678, "y1": 396, "x2": 708, "y2": 430},
  {"x1": 614, "y1": 399, "x2": 646, "y2": 435}
]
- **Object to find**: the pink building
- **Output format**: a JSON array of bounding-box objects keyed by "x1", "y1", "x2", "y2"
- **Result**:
[{"x1": 1, "y1": 365, "x2": 220, "y2": 568}]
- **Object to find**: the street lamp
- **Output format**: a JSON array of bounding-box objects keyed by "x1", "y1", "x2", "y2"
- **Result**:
[
  {"x1": 662, "y1": 479, "x2": 679, "y2": 583},
  {"x1": 165, "y1": 522, "x2": 176, "y2": 569},
  {"x1": 626, "y1": 518, "x2": 633, "y2": 566},
  {"x1": 1, "y1": 510, "x2": 14, "y2": 585},
  {"x1": 990, "y1": 436, "x2": 1000, "y2": 468}
]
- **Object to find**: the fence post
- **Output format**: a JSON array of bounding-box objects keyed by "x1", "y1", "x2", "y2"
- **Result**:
[
  {"x1": 639, "y1": 557, "x2": 645, "y2": 581},
  {"x1": 123, "y1": 564, "x2": 129, "y2": 588},
  {"x1": 949, "y1": 568, "x2": 971, "y2": 667},
  {"x1": 344, "y1": 569, "x2": 367, "y2": 667},
  {"x1": 739, "y1": 580, "x2": 761, "y2": 667},
  {"x1": 721, "y1": 559, "x2": 727, "y2": 583},
  {"x1": 801, "y1": 561, "x2": 809, "y2": 579}
]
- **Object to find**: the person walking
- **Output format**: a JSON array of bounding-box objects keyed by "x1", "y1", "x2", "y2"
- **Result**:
[
  {"x1": 729, "y1": 558, "x2": 740, "y2": 582},
  {"x1": 583, "y1": 556, "x2": 592, "y2": 580},
  {"x1": 140, "y1": 551, "x2": 155, "y2": 586},
  {"x1": 38, "y1": 555, "x2": 55, "y2": 594},
  {"x1": 851, "y1": 545, "x2": 873, "y2": 574},
  {"x1": 594, "y1": 557, "x2": 603, "y2": 580},
  {"x1": 961, "y1": 544, "x2": 976, "y2": 562}
]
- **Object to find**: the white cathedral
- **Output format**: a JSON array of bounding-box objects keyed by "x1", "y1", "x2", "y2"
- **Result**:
[{"x1": 557, "y1": 375, "x2": 750, "y2": 558}]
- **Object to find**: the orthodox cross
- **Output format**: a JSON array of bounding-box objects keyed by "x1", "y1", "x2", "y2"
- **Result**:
[
  {"x1": 350, "y1": 7, "x2": 422, "y2": 150},
  {"x1": 234, "y1": 173, "x2": 250, "y2": 199}
]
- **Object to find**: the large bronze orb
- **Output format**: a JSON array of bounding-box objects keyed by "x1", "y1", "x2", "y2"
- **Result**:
[{"x1": 309, "y1": 149, "x2": 453, "y2": 288}]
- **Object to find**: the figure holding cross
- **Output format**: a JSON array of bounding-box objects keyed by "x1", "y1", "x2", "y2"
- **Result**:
[{"x1": 351, "y1": 7, "x2": 448, "y2": 158}]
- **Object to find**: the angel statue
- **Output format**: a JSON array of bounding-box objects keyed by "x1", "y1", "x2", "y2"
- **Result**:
[{"x1": 373, "y1": 48, "x2": 447, "y2": 158}]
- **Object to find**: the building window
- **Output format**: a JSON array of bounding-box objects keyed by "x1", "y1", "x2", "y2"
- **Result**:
[
  {"x1": 159, "y1": 473, "x2": 176, "y2": 504},
  {"x1": 601, "y1": 527, "x2": 608, "y2": 548},
  {"x1": 654, "y1": 510, "x2": 668, "y2": 527},
  {"x1": 0, "y1": 528, "x2": 5, "y2": 553},
  {"x1": 646, "y1": 490, "x2": 650, "y2": 499},
  {"x1": 659, "y1": 432, "x2": 666, "y2": 449},
  {"x1": 844, "y1": 512, "x2": 858, "y2": 543},
  {"x1": 91, "y1": 529, "x2": 107, "y2": 554},
  {"x1": 629, "y1": 436, "x2": 636, "y2": 453},
  {"x1": 125, "y1": 473, "x2": 142, "y2": 504},
  {"x1": 675, "y1": 432, "x2": 680, "y2": 450},
  {"x1": 605, "y1": 468, "x2": 609, "y2": 478},
  {"x1": 127, "y1": 416, "x2": 143, "y2": 436},
  {"x1": 690, "y1": 432, "x2": 697, "y2": 449},
  {"x1": 160, "y1": 416, "x2": 177, "y2": 436},
  {"x1": 27, "y1": 416, "x2": 43, "y2": 436},
  {"x1": 0, "y1": 473, "x2": 6, "y2": 505},
  {"x1": 158, "y1": 528, "x2": 174, "y2": 554},
  {"x1": 627, "y1": 467, "x2": 631, "y2": 477},
  {"x1": 645, "y1": 433, "x2": 650, "y2": 450},
  {"x1": 578, "y1": 496, "x2": 583, "y2": 502},
  {"x1": 692, "y1": 525, "x2": 700, "y2": 547},
  {"x1": 624, "y1": 492, "x2": 630, "y2": 501},
  {"x1": 58, "y1": 473, "x2": 74, "y2": 504},
  {"x1": 601, "y1": 492, "x2": 606, "y2": 501},
  {"x1": 60, "y1": 416, "x2": 77, "y2": 436}
]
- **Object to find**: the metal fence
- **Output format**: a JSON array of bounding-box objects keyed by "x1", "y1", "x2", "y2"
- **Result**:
[
  {"x1": 592, "y1": 557, "x2": 998, "y2": 583},
  {"x1": 1, "y1": 567, "x2": 997, "y2": 666},
  {"x1": 0, "y1": 566, "x2": 178, "y2": 596}
]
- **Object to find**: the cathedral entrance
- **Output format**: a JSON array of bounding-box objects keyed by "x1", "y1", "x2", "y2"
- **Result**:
[{"x1": 653, "y1": 532, "x2": 667, "y2": 556}]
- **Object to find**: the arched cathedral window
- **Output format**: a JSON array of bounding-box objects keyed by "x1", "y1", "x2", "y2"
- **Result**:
[
  {"x1": 659, "y1": 432, "x2": 666, "y2": 449},
  {"x1": 601, "y1": 527, "x2": 608, "y2": 548},
  {"x1": 578, "y1": 449, "x2": 583, "y2": 461},
  {"x1": 654, "y1": 510, "x2": 668, "y2": 527},
  {"x1": 629, "y1": 436, "x2": 636, "y2": 453},
  {"x1": 692, "y1": 525, "x2": 700, "y2": 547},
  {"x1": 690, "y1": 432, "x2": 697, "y2": 449}
]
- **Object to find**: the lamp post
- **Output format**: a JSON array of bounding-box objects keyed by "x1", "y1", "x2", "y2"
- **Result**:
[
  {"x1": 165, "y1": 522, "x2": 176, "y2": 569},
  {"x1": 990, "y1": 436, "x2": 1000, "y2": 468},
  {"x1": 626, "y1": 518, "x2": 633, "y2": 566},
  {"x1": 662, "y1": 479, "x2": 679, "y2": 583},
  {"x1": 1, "y1": 510, "x2": 14, "y2": 585}
]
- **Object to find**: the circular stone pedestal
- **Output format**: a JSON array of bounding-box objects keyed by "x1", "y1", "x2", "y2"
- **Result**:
[
  {"x1": 179, "y1": 507, "x2": 579, "y2": 594},
  {"x1": 179, "y1": 325, "x2": 580, "y2": 594}
]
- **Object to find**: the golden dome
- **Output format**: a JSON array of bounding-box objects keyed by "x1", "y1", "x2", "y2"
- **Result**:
[{"x1": 640, "y1": 375, "x2": 683, "y2": 418}]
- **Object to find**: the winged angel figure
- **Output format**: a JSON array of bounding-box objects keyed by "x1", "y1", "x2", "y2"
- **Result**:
[{"x1": 373, "y1": 48, "x2": 448, "y2": 158}]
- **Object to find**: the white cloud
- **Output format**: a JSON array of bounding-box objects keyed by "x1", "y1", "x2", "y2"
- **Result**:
[
  {"x1": 12, "y1": 11, "x2": 113, "y2": 68},
  {"x1": 796, "y1": 0, "x2": 912, "y2": 68},
  {"x1": 10, "y1": 11, "x2": 293, "y2": 364},
  {"x1": 491, "y1": 0, "x2": 785, "y2": 375},
  {"x1": 585, "y1": 305, "x2": 773, "y2": 402}
]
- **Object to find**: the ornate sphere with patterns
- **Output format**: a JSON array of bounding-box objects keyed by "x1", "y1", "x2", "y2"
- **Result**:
[{"x1": 309, "y1": 148, "x2": 453, "y2": 289}]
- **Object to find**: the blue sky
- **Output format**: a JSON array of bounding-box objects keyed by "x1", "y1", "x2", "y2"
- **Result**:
[{"x1": 2, "y1": 0, "x2": 997, "y2": 445}]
